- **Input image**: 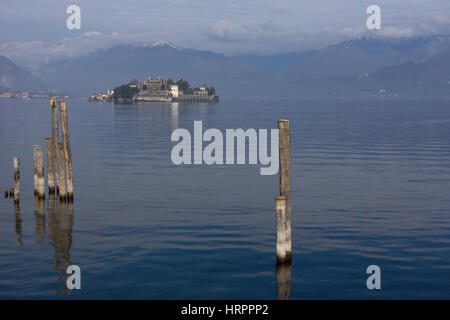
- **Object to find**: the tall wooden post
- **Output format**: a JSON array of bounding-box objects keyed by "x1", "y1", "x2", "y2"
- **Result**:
[
  {"x1": 33, "y1": 146, "x2": 38, "y2": 195},
  {"x1": 56, "y1": 142, "x2": 67, "y2": 201},
  {"x1": 13, "y1": 157, "x2": 20, "y2": 202},
  {"x1": 34, "y1": 146, "x2": 45, "y2": 199},
  {"x1": 275, "y1": 196, "x2": 288, "y2": 262},
  {"x1": 50, "y1": 99, "x2": 62, "y2": 194},
  {"x1": 45, "y1": 138, "x2": 55, "y2": 193},
  {"x1": 50, "y1": 98, "x2": 58, "y2": 157},
  {"x1": 278, "y1": 120, "x2": 291, "y2": 260},
  {"x1": 58, "y1": 101, "x2": 73, "y2": 201}
]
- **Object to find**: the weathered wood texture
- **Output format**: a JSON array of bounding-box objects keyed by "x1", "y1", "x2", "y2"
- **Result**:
[
  {"x1": 276, "y1": 196, "x2": 288, "y2": 262},
  {"x1": 50, "y1": 99, "x2": 63, "y2": 195},
  {"x1": 13, "y1": 157, "x2": 20, "y2": 202},
  {"x1": 33, "y1": 146, "x2": 38, "y2": 195},
  {"x1": 34, "y1": 146, "x2": 45, "y2": 199},
  {"x1": 56, "y1": 142, "x2": 66, "y2": 200},
  {"x1": 278, "y1": 120, "x2": 292, "y2": 259},
  {"x1": 58, "y1": 101, "x2": 73, "y2": 201},
  {"x1": 45, "y1": 138, "x2": 55, "y2": 193}
]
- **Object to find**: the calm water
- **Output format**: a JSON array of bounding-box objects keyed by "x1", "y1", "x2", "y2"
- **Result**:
[{"x1": 0, "y1": 98, "x2": 449, "y2": 299}]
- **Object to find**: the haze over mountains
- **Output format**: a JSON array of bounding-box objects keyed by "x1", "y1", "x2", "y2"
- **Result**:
[
  {"x1": 1, "y1": 35, "x2": 450, "y2": 99},
  {"x1": 43, "y1": 42, "x2": 270, "y2": 98},
  {"x1": 0, "y1": 55, "x2": 44, "y2": 93}
]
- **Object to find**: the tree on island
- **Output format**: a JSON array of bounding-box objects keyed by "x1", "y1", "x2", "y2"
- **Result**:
[
  {"x1": 113, "y1": 84, "x2": 139, "y2": 100},
  {"x1": 209, "y1": 86, "x2": 215, "y2": 96},
  {"x1": 176, "y1": 79, "x2": 190, "y2": 92}
]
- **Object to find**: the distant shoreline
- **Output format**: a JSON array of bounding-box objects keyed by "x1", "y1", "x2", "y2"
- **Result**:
[{"x1": 91, "y1": 95, "x2": 219, "y2": 104}]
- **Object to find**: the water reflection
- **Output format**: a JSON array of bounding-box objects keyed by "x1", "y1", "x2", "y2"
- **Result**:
[
  {"x1": 171, "y1": 102, "x2": 179, "y2": 129},
  {"x1": 14, "y1": 202, "x2": 23, "y2": 247},
  {"x1": 276, "y1": 262, "x2": 292, "y2": 300},
  {"x1": 48, "y1": 196, "x2": 74, "y2": 295},
  {"x1": 5, "y1": 169, "x2": 76, "y2": 295},
  {"x1": 34, "y1": 196, "x2": 46, "y2": 246}
]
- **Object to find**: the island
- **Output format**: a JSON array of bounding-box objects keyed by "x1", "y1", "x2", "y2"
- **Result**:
[{"x1": 88, "y1": 77, "x2": 218, "y2": 103}]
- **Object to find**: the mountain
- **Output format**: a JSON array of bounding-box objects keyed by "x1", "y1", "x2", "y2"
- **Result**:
[
  {"x1": 351, "y1": 54, "x2": 450, "y2": 98},
  {"x1": 44, "y1": 41, "x2": 273, "y2": 97},
  {"x1": 0, "y1": 55, "x2": 44, "y2": 92},
  {"x1": 233, "y1": 50, "x2": 317, "y2": 75},
  {"x1": 41, "y1": 35, "x2": 450, "y2": 99},
  {"x1": 282, "y1": 35, "x2": 450, "y2": 81},
  {"x1": 284, "y1": 54, "x2": 450, "y2": 99}
]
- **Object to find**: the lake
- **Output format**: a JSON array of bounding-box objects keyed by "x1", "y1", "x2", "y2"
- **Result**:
[{"x1": 0, "y1": 98, "x2": 449, "y2": 299}]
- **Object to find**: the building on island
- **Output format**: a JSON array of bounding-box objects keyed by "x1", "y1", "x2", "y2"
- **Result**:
[
  {"x1": 89, "y1": 77, "x2": 218, "y2": 103},
  {"x1": 170, "y1": 84, "x2": 179, "y2": 98}
]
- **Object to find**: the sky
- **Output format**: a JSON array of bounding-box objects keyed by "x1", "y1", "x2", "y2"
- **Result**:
[{"x1": 1, "y1": 0, "x2": 450, "y2": 70}]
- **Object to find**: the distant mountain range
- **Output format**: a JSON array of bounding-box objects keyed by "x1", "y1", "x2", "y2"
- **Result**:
[
  {"x1": 43, "y1": 41, "x2": 270, "y2": 98},
  {"x1": 0, "y1": 55, "x2": 44, "y2": 93},
  {"x1": 280, "y1": 35, "x2": 450, "y2": 80},
  {"x1": 2, "y1": 35, "x2": 450, "y2": 99}
]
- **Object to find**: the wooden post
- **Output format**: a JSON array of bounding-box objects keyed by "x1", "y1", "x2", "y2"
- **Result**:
[
  {"x1": 33, "y1": 146, "x2": 38, "y2": 195},
  {"x1": 56, "y1": 142, "x2": 66, "y2": 201},
  {"x1": 34, "y1": 146, "x2": 45, "y2": 199},
  {"x1": 50, "y1": 98, "x2": 58, "y2": 155},
  {"x1": 13, "y1": 157, "x2": 20, "y2": 202},
  {"x1": 55, "y1": 142, "x2": 65, "y2": 196},
  {"x1": 4, "y1": 190, "x2": 8, "y2": 198},
  {"x1": 9, "y1": 188, "x2": 14, "y2": 198},
  {"x1": 276, "y1": 196, "x2": 288, "y2": 262},
  {"x1": 50, "y1": 98, "x2": 62, "y2": 194},
  {"x1": 58, "y1": 100, "x2": 74, "y2": 201},
  {"x1": 45, "y1": 138, "x2": 55, "y2": 193},
  {"x1": 278, "y1": 120, "x2": 291, "y2": 260}
]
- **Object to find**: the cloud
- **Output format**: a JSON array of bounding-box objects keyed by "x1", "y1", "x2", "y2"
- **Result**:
[
  {"x1": 0, "y1": 31, "x2": 173, "y2": 74},
  {"x1": 377, "y1": 14, "x2": 450, "y2": 37},
  {"x1": 207, "y1": 20, "x2": 249, "y2": 42},
  {"x1": 1, "y1": 11, "x2": 450, "y2": 75}
]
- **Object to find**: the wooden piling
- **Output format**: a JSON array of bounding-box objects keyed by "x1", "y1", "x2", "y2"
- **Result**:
[
  {"x1": 4, "y1": 190, "x2": 8, "y2": 198},
  {"x1": 276, "y1": 196, "x2": 288, "y2": 262},
  {"x1": 56, "y1": 142, "x2": 66, "y2": 201},
  {"x1": 13, "y1": 157, "x2": 20, "y2": 202},
  {"x1": 9, "y1": 188, "x2": 14, "y2": 198},
  {"x1": 55, "y1": 141, "x2": 65, "y2": 197},
  {"x1": 50, "y1": 98, "x2": 62, "y2": 193},
  {"x1": 33, "y1": 146, "x2": 38, "y2": 195},
  {"x1": 45, "y1": 138, "x2": 55, "y2": 193},
  {"x1": 50, "y1": 98, "x2": 58, "y2": 153},
  {"x1": 58, "y1": 101, "x2": 73, "y2": 201},
  {"x1": 278, "y1": 119, "x2": 291, "y2": 259},
  {"x1": 34, "y1": 146, "x2": 45, "y2": 199}
]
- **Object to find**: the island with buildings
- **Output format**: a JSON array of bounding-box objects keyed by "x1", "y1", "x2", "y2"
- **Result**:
[{"x1": 88, "y1": 77, "x2": 218, "y2": 103}]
